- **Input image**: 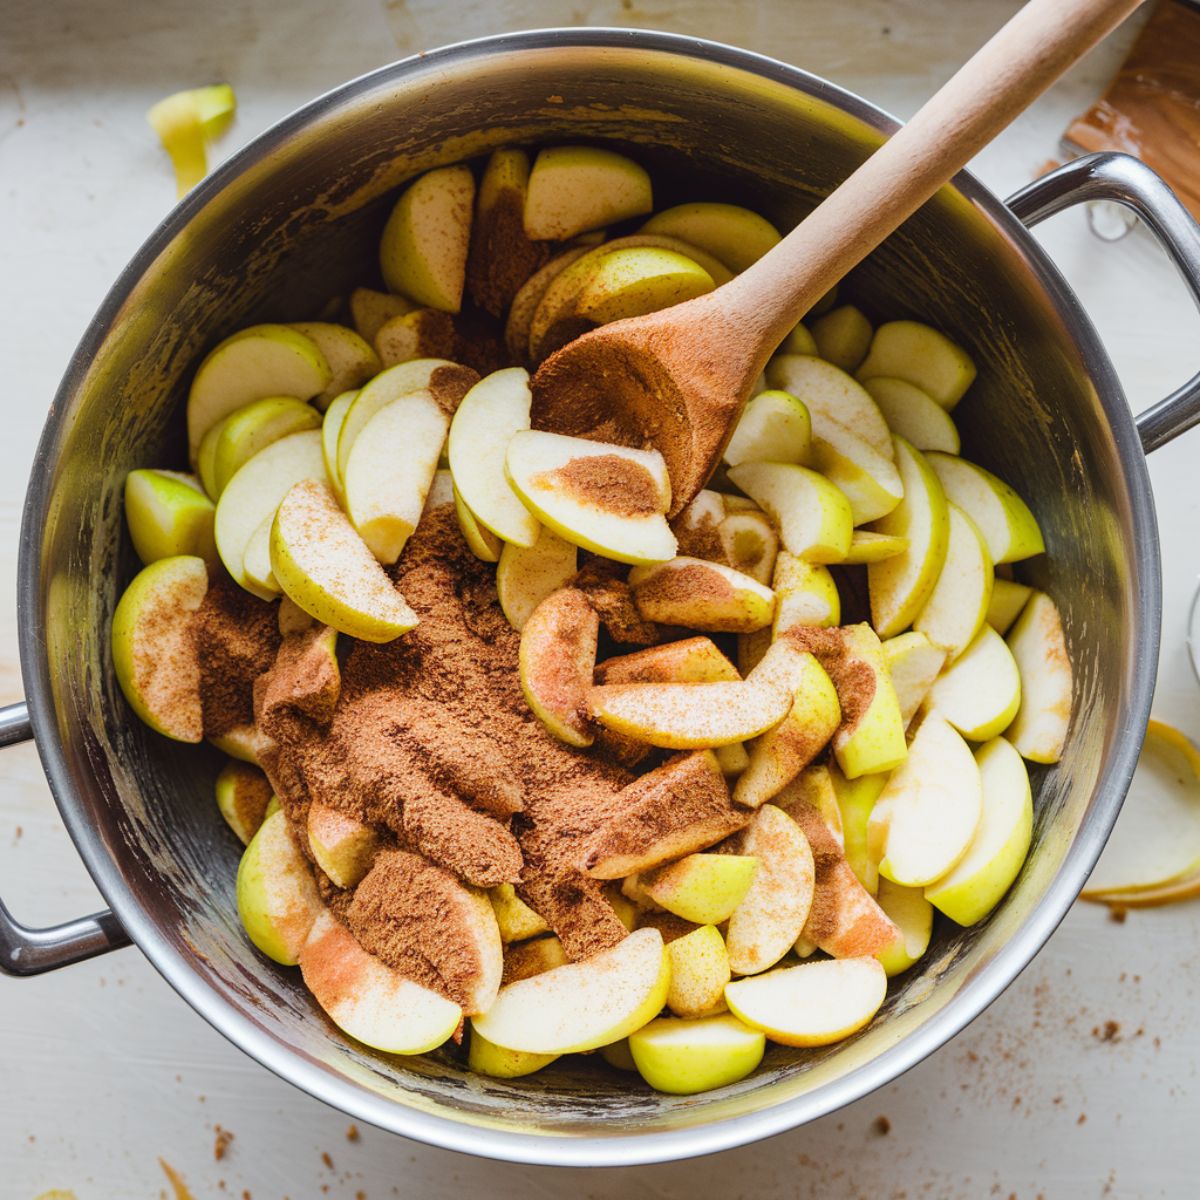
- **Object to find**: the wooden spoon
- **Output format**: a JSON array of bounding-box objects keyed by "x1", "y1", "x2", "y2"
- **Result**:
[{"x1": 531, "y1": 0, "x2": 1145, "y2": 515}]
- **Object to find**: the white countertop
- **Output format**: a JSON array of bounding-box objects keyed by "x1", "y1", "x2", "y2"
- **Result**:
[{"x1": 2, "y1": 2, "x2": 1198, "y2": 1196}]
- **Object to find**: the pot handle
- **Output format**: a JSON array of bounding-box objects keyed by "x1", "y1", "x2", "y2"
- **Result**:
[
  {"x1": 0, "y1": 701, "x2": 130, "y2": 975},
  {"x1": 1006, "y1": 152, "x2": 1200, "y2": 454}
]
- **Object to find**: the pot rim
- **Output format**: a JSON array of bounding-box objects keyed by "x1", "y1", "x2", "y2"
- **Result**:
[{"x1": 17, "y1": 27, "x2": 1161, "y2": 1167}]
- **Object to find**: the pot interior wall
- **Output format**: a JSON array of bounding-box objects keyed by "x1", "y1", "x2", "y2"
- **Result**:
[{"x1": 31, "y1": 40, "x2": 1143, "y2": 1141}]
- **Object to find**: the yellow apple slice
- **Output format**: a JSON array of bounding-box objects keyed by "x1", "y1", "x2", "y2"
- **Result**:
[
  {"x1": 874, "y1": 877, "x2": 934, "y2": 976},
  {"x1": 300, "y1": 910, "x2": 462, "y2": 1054},
  {"x1": 925, "y1": 736, "x2": 1032, "y2": 925},
  {"x1": 506, "y1": 431, "x2": 676, "y2": 565},
  {"x1": 494, "y1": 526, "x2": 576, "y2": 632},
  {"x1": 124, "y1": 469, "x2": 216, "y2": 565},
  {"x1": 242, "y1": 515, "x2": 279, "y2": 598},
  {"x1": 209, "y1": 396, "x2": 322, "y2": 497},
  {"x1": 380, "y1": 165, "x2": 474, "y2": 312},
  {"x1": 471, "y1": 926, "x2": 669, "y2": 1054},
  {"x1": 519, "y1": 587, "x2": 598, "y2": 747},
  {"x1": 867, "y1": 436, "x2": 950, "y2": 637},
  {"x1": 810, "y1": 420, "x2": 904, "y2": 525},
  {"x1": 926, "y1": 452, "x2": 1044, "y2": 563},
  {"x1": 628, "y1": 557, "x2": 775, "y2": 633},
  {"x1": 870, "y1": 714, "x2": 983, "y2": 887},
  {"x1": 453, "y1": 488, "x2": 503, "y2": 562},
  {"x1": 575, "y1": 247, "x2": 714, "y2": 324},
  {"x1": 856, "y1": 321, "x2": 977, "y2": 410},
  {"x1": 640, "y1": 202, "x2": 780, "y2": 271},
  {"x1": 307, "y1": 802, "x2": 380, "y2": 890},
  {"x1": 926, "y1": 624, "x2": 1021, "y2": 741},
  {"x1": 424, "y1": 468, "x2": 455, "y2": 513},
  {"x1": 864, "y1": 377, "x2": 960, "y2": 455},
  {"x1": 727, "y1": 461, "x2": 852, "y2": 563},
  {"x1": 725, "y1": 956, "x2": 887, "y2": 1046},
  {"x1": 448, "y1": 367, "x2": 540, "y2": 547},
  {"x1": 344, "y1": 388, "x2": 448, "y2": 563},
  {"x1": 765, "y1": 354, "x2": 892, "y2": 458},
  {"x1": 718, "y1": 510, "x2": 779, "y2": 585},
  {"x1": 843, "y1": 531, "x2": 908, "y2": 565},
  {"x1": 215, "y1": 760, "x2": 273, "y2": 846},
  {"x1": 830, "y1": 764, "x2": 888, "y2": 895},
  {"x1": 723, "y1": 389, "x2": 812, "y2": 468},
  {"x1": 987, "y1": 576, "x2": 1033, "y2": 635},
  {"x1": 187, "y1": 325, "x2": 330, "y2": 462},
  {"x1": 213, "y1": 428, "x2": 325, "y2": 595},
  {"x1": 321, "y1": 390, "x2": 357, "y2": 503},
  {"x1": 725, "y1": 804, "x2": 815, "y2": 975},
  {"x1": 209, "y1": 722, "x2": 274, "y2": 766},
  {"x1": 630, "y1": 1013, "x2": 765, "y2": 1094},
  {"x1": 338, "y1": 359, "x2": 475, "y2": 482},
  {"x1": 236, "y1": 808, "x2": 323, "y2": 965},
  {"x1": 780, "y1": 322, "x2": 818, "y2": 355},
  {"x1": 772, "y1": 551, "x2": 841, "y2": 633},
  {"x1": 289, "y1": 322, "x2": 380, "y2": 410},
  {"x1": 913, "y1": 503, "x2": 993, "y2": 660},
  {"x1": 270, "y1": 479, "x2": 418, "y2": 642},
  {"x1": 505, "y1": 247, "x2": 592, "y2": 362},
  {"x1": 1006, "y1": 591, "x2": 1072, "y2": 764},
  {"x1": 349, "y1": 287, "x2": 416, "y2": 343},
  {"x1": 882, "y1": 631, "x2": 946, "y2": 726},
  {"x1": 112, "y1": 555, "x2": 207, "y2": 742},
  {"x1": 490, "y1": 884, "x2": 550, "y2": 944},
  {"x1": 663, "y1": 924, "x2": 731, "y2": 1018},
  {"x1": 811, "y1": 305, "x2": 873, "y2": 373},
  {"x1": 641, "y1": 854, "x2": 759, "y2": 924},
  {"x1": 523, "y1": 146, "x2": 652, "y2": 241},
  {"x1": 468, "y1": 1029, "x2": 558, "y2": 1079}
]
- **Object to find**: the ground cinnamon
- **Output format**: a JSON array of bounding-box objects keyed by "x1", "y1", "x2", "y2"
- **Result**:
[{"x1": 541, "y1": 454, "x2": 662, "y2": 517}]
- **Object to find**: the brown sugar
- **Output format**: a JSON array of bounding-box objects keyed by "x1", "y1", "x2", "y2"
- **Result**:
[
  {"x1": 569, "y1": 558, "x2": 660, "y2": 645},
  {"x1": 213, "y1": 1125, "x2": 233, "y2": 1161},
  {"x1": 466, "y1": 178, "x2": 552, "y2": 318},
  {"x1": 402, "y1": 787, "x2": 523, "y2": 887},
  {"x1": 541, "y1": 454, "x2": 662, "y2": 517}
]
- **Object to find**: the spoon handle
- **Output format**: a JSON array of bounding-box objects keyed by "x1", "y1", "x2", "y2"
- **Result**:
[{"x1": 721, "y1": 0, "x2": 1145, "y2": 347}]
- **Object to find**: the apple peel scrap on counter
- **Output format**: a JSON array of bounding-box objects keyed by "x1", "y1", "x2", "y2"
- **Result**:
[{"x1": 110, "y1": 143, "x2": 1079, "y2": 1098}]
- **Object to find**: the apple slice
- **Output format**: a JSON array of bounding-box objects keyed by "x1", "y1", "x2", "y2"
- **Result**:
[
  {"x1": 300, "y1": 911, "x2": 461, "y2": 1054},
  {"x1": 469, "y1": 1028, "x2": 558, "y2": 1079},
  {"x1": 640, "y1": 202, "x2": 780, "y2": 271},
  {"x1": 424, "y1": 468, "x2": 455, "y2": 513},
  {"x1": 830, "y1": 765, "x2": 888, "y2": 895},
  {"x1": 379, "y1": 165, "x2": 474, "y2": 312},
  {"x1": 628, "y1": 557, "x2": 775, "y2": 633},
  {"x1": 289, "y1": 322, "x2": 380, "y2": 409},
  {"x1": 641, "y1": 854, "x2": 759, "y2": 925},
  {"x1": 987, "y1": 576, "x2": 1032, "y2": 635},
  {"x1": 913, "y1": 503, "x2": 993, "y2": 660},
  {"x1": 242, "y1": 514, "x2": 279, "y2": 598},
  {"x1": 725, "y1": 956, "x2": 887, "y2": 1046},
  {"x1": 344, "y1": 388, "x2": 448, "y2": 563},
  {"x1": 187, "y1": 325, "x2": 331, "y2": 461},
  {"x1": 772, "y1": 551, "x2": 841, "y2": 633},
  {"x1": 503, "y1": 935, "x2": 569, "y2": 984},
  {"x1": 782, "y1": 764, "x2": 845, "y2": 847},
  {"x1": 874, "y1": 878, "x2": 934, "y2": 976},
  {"x1": 320, "y1": 390, "x2": 357, "y2": 503},
  {"x1": 882, "y1": 631, "x2": 946, "y2": 726},
  {"x1": 207, "y1": 396, "x2": 322, "y2": 497},
  {"x1": 867, "y1": 437, "x2": 950, "y2": 637},
  {"x1": 725, "y1": 804, "x2": 815, "y2": 975},
  {"x1": 270, "y1": 479, "x2": 418, "y2": 642},
  {"x1": 575, "y1": 247, "x2": 715, "y2": 324},
  {"x1": 453, "y1": 488, "x2": 502, "y2": 563},
  {"x1": 733, "y1": 652, "x2": 840, "y2": 809},
  {"x1": 925, "y1": 736, "x2": 1032, "y2": 925},
  {"x1": 718, "y1": 510, "x2": 779, "y2": 585},
  {"x1": 864, "y1": 377, "x2": 960, "y2": 455},
  {"x1": 348, "y1": 287, "x2": 415, "y2": 343},
  {"x1": 112, "y1": 555, "x2": 207, "y2": 742},
  {"x1": 727, "y1": 462, "x2": 852, "y2": 563},
  {"x1": 779, "y1": 322, "x2": 817, "y2": 355},
  {"x1": 856, "y1": 320, "x2": 976, "y2": 410},
  {"x1": 494, "y1": 526, "x2": 576, "y2": 632},
  {"x1": 926, "y1": 452, "x2": 1044, "y2": 563},
  {"x1": 448, "y1": 366, "x2": 539, "y2": 548},
  {"x1": 307, "y1": 803, "x2": 380, "y2": 890},
  {"x1": 209, "y1": 722, "x2": 274, "y2": 766},
  {"x1": 842, "y1": 531, "x2": 907, "y2": 565},
  {"x1": 124, "y1": 469, "x2": 216, "y2": 566},
  {"x1": 519, "y1": 587, "x2": 598, "y2": 747},
  {"x1": 472, "y1": 926, "x2": 669, "y2": 1054},
  {"x1": 811, "y1": 305, "x2": 873, "y2": 373},
  {"x1": 630, "y1": 1013, "x2": 764, "y2": 1094},
  {"x1": 215, "y1": 760, "x2": 273, "y2": 845},
  {"x1": 236, "y1": 808, "x2": 323, "y2": 965},
  {"x1": 505, "y1": 247, "x2": 591, "y2": 362},
  {"x1": 926, "y1": 624, "x2": 1021, "y2": 741},
  {"x1": 869, "y1": 714, "x2": 983, "y2": 887},
  {"x1": 664, "y1": 924, "x2": 731, "y2": 1018},
  {"x1": 765, "y1": 354, "x2": 892, "y2": 458},
  {"x1": 723, "y1": 389, "x2": 812, "y2": 468},
  {"x1": 810, "y1": 421, "x2": 903, "y2": 525},
  {"x1": 1006, "y1": 591, "x2": 1072, "y2": 764},
  {"x1": 338, "y1": 359, "x2": 476, "y2": 482},
  {"x1": 213, "y1": 428, "x2": 325, "y2": 595},
  {"x1": 596, "y1": 637, "x2": 740, "y2": 685},
  {"x1": 523, "y1": 146, "x2": 652, "y2": 241},
  {"x1": 506, "y1": 431, "x2": 675, "y2": 565},
  {"x1": 490, "y1": 884, "x2": 550, "y2": 944}
]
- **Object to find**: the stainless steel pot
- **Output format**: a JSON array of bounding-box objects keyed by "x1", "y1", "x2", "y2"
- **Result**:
[{"x1": 2, "y1": 29, "x2": 1199, "y2": 1167}]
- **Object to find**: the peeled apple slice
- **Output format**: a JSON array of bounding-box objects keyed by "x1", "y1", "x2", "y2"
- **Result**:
[{"x1": 1081, "y1": 720, "x2": 1200, "y2": 902}]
